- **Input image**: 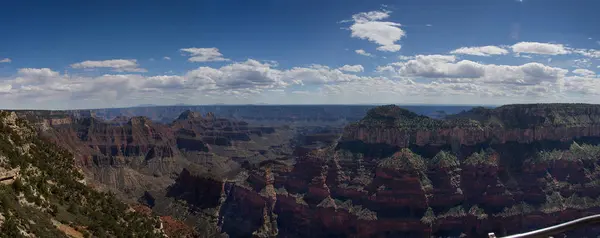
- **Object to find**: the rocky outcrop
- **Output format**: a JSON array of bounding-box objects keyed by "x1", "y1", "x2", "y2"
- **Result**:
[
  {"x1": 47, "y1": 116, "x2": 178, "y2": 160},
  {"x1": 166, "y1": 168, "x2": 225, "y2": 209},
  {"x1": 0, "y1": 167, "x2": 19, "y2": 185},
  {"x1": 160, "y1": 215, "x2": 199, "y2": 238}
]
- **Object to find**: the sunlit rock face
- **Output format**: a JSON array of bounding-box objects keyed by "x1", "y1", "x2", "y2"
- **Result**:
[{"x1": 196, "y1": 104, "x2": 600, "y2": 237}]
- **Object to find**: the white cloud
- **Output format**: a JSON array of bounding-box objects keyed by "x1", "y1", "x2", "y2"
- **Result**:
[
  {"x1": 0, "y1": 84, "x2": 12, "y2": 93},
  {"x1": 283, "y1": 64, "x2": 369, "y2": 85},
  {"x1": 185, "y1": 59, "x2": 286, "y2": 92},
  {"x1": 180, "y1": 47, "x2": 228, "y2": 62},
  {"x1": 18, "y1": 68, "x2": 59, "y2": 78},
  {"x1": 355, "y1": 49, "x2": 373, "y2": 57},
  {"x1": 145, "y1": 75, "x2": 185, "y2": 89},
  {"x1": 351, "y1": 10, "x2": 391, "y2": 22},
  {"x1": 511, "y1": 42, "x2": 570, "y2": 55},
  {"x1": 13, "y1": 68, "x2": 61, "y2": 86},
  {"x1": 163, "y1": 56, "x2": 171, "y2": 60},
  {"x1": 385, "y1": 55, "x2": 486, "y2": 78},
  {"x1": 484, "y1": 62, "x2": 568, "y2": 85},
  {"x1": 380, "y1": 54, "x2": 568, "y2": 86},
  {"x1": 450, "y1": 46, "x2": 509, "y2": 56},
  {"x1": 70, "y1": 59, "x2": 147, "y2": 72},
  {"x1": 573, "y1": 49, "x2": 600, "y2": 58},
  {"x1": 0, "y1": 58, "x2": 11, "y2": 63},
  {"x1": 4, "y1": 38, "x2": 600, "y2": 108},
  {"x1": 1, "y1": 59, "x2": 383, "y2": 108},
  {"x1": 398, "y1": 55, "x2": 414, "y2": 61},
  {"x1": 338, "y1": 64, "x2": 364, "y2": 72},
  {"x1": 346, "y1": 10, "x2": 405, "y2": 52},
  {"x1": 377, "y1": 45, "x2": 402, "y2": 52},
  {"x1": 564, "y1": 76, "x2": 600, "y2": 95},
  {"x1": 573, "y1": 68, "x2": 596, "y2": 77},
  {"x1": 573, "y1": 58, "x2": 592, "y2": 69},
  {"x1": 375, "y1": 65, "x2": 396, "y2": 74}
]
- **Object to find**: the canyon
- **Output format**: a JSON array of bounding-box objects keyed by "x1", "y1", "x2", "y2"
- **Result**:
[{"x1": 11, "y1": 103, "x2": 600, "y2": 237}]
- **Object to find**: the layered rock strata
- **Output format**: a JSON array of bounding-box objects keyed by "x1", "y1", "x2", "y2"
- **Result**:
[{"x1": 174, "y1": 104, "x2": 600, "y2": 237}]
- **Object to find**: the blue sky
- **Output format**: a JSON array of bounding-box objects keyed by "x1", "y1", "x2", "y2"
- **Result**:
[{"x1": 0, "y1": 0, "x2": 599, "y2": 109}]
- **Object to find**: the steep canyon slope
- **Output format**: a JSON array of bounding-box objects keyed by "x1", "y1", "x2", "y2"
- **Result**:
[{"x1": 0, "y1": 111, "x2": 165, "y2": 237}]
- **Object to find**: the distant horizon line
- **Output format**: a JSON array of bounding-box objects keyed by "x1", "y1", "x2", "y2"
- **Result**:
[
  {"x1": 2, "y1": 103, "x2": 501, "y2": 111},
  {"x1": 3, "y1": 102, "x2": 599, "y2": 111}
]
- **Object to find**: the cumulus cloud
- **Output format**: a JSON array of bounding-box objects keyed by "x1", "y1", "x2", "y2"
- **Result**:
[
  {"x1": 0, "y1": 58, "x2": 385, "y2": 107},
  {"x1": 398, "y1": 55, "x2": 414, "y2": 61},
  {"x1": 163, "y1": 56, "x2": 171, "y2": 60},
  {"x1": 13, "y1": 68, "x2": 61, "y2": 86},
  {"x1": 0, "y1": 84, "x2": 12, "y2": 93},
  {"x1": 338, "y1": 64, "x2": 364, "y2": 72},
  {"x1": 573, "y1": 68, "x2": 596, "y2": 77},
  {"x1": 284, "y1": 64, "x2": 369, "y2": 85},
  {"x1": 180, "y1": 47, "x2": 228, "y2": 62},
  {"x1": 564, "y1": 76, "x2": 600, "y2": 95},
  {"x1": 573, "y1": 49, "x2": 600, "y2": 58},
  {"x1": 484, "y1": 62, "x2": 568, "y2": 85},
  {"x1": 2, "y1": 41, "x2": 597, "y2": 108},
  {"x1": 185, "y1": 59, "x2": 286, "y2": 91},
  {"x1": 70, "y1": 59, "x2": 147, "y2": 72},
  {"x1": 145, "y1": 75, "x2": 185, "y2": 89},
  {"x1": 18, "y1": 68, "x2": 59, "y2": 78},
  {"x1": 0, "y1": 58, "x2": 11, "y2": 63},
  {"x1": 450, "y1": 46, "x2": 509, "y2": 56},
  {"x1": 379, "y1": 54, "x2": 568, "y2": 86},
  {"x1": 345, "y1": 10, "x2": 405, "y2": 52},
  {"x1": 377, "y1": 45, "x2": 402, "y2": 52},
  {"x1": 511, "y1": 42, "x2": 570, "y2": 55},
  {"x1": 385, "y1": 55, "x2": 486, "y2": 78},
  {"x1": 355, "y1": 49, "x2": 373, "y2": 57}
]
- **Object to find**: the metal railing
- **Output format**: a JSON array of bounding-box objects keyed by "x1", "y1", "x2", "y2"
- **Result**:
[{"x1": 488, "y1": 214, "x2": 600, "y2": 238}]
